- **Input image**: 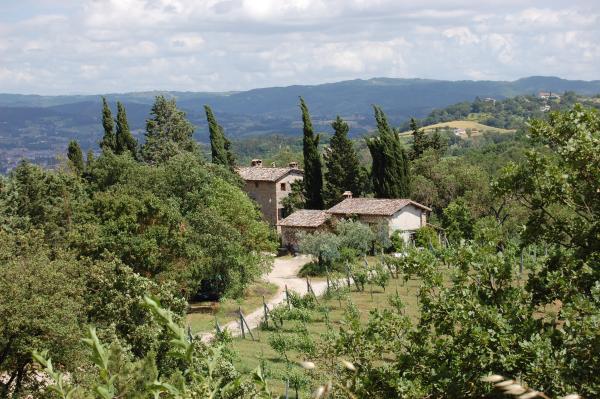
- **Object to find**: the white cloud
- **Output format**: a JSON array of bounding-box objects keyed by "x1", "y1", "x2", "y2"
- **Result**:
[
  {"x1": 0, "y1": 0, "x2": 599, "y2": 94},
  {"x1": 443, "y1": 27, "x2": 479, "y2": 45}
]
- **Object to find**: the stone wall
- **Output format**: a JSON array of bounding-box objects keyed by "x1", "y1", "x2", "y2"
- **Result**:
[
  {"x1": 243, "y1": 180, "x2": 278, "y2": 226},
  {"x1": 242, "y1": 171, "x2": 303, "y2": 227}
]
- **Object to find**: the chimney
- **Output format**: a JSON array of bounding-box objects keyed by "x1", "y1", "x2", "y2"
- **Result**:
[
  {"x1": 251, "y1": 159, "x2": 263, "y2": 167},
  {"x1": 342, "y1": 191, "x2": 353, "y2": 199},
  {"x1": 288, "y1": 161, "x2": 298, "y2": 169}
]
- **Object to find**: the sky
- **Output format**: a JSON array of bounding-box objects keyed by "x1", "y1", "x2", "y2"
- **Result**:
[{"x1": 0, "y1": 0, "x2": 599, "y2": 95}]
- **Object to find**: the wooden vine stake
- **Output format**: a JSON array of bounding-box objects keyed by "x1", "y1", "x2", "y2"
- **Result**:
[
  {"x1": 262, "y1": 296, "x2": 269, "y2": 329},
  {"x1": 238, "y1": 307, "x2": 255, "y2": 341},
  {"x1": 285, "y1": 284, "x2": 291, "y2": 310},
  {"x1": 345, "y1": 260, "x2": 351, "y2": 287}
]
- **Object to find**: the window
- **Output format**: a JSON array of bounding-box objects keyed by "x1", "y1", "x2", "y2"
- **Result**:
[
  {"x1": 254, "y1": 182, "x2": 259, "y2": 188},
  {"x1": 280, "y1": 183, "x2": 286, "y2": 191}
]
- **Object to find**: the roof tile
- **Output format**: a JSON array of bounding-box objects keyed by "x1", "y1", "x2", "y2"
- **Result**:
[
  {"x1": 237, "y1": 167, "x2": 303, "y2": 182},
  {"x1": 326, "y1": 198, "x2": 431, "y2": 216},
  {"x1": 278, "y1": 210, "x2": 330, "y2": 227}
]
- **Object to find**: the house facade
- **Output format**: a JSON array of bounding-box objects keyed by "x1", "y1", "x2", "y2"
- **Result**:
[
  {"x1": 237, "y1": 160, "x2": 303, "y2": 228},
  {"x1": 327, "y1": 197, "x2": 430, "y2": 242},
  {"x1": 278, "y1": 195, "x2": 431, "y2": 249},
  {"x1": 279, "y1": 210, "x2": 331, "y2": 250}
]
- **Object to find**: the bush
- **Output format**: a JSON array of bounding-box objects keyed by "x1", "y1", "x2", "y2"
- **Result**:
[{"x1": 414, "y1": 225, "x2": 441, "y2": 249}]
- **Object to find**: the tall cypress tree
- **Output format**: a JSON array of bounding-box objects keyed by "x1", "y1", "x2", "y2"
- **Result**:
[
  {"x1": 409, "y1": 118, "x2": 428, "y2": 160},
  {"x1": 366, "y1": 106, "x2": 410, "y2": 198},
  {"x1": 204, "y1": 105, "x2": 234, "y2": 169},
  {"x1": 67, "y1": 140, "x2": 84, "y2": 175},
  {"x1": 323, "y1": 116, "x2": 362, "y2": 207},
  {"x1": 100, "y1": 97, "x2": 116, "y2": 153},
  {"x1": 300, "y1": 97, "x2": 324, "y2": 209},
  {"x1": 115, "y1": 102, "x2": 137, "y2": 158}
]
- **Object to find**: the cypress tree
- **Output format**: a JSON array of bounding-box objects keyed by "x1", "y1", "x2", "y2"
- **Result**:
[
  {"x1": 409, "y1": 118, "x2": 428, "y2": 160},
  {"x1": 300, "y1": 97, "x2": 324, "y2": 209},
  {"x1": 323, "y1": 116, "x2": 362, "y2": 207},
  {"x1": 67, "y1": 140, "x2": 84, "y2": 175},
  {"x1": 205, "y1": 105, "x2": 235, "y2": 169},
  {"x1": 366, "y1": 106, "x2": 410, "y2": 198},
  {"x1": 115, "y1": 102, "x2": 138, "y2": 158},
  {"x1": 100, "y1": 97, "x2": 116, "y2": 153}
]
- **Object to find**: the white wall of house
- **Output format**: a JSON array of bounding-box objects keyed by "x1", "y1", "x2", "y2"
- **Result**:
[{"x1": 389, "y1": 205, "x2": 426, "y2": 242}]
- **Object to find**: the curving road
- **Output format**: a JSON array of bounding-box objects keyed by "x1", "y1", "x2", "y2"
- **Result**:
[{"x1": 198, "y1": 255, "x2": 328, "y2": 342}]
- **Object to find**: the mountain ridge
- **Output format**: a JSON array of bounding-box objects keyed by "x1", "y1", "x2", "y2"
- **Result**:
[{"x1": 1, "y1": 75, "x2": 599, "y2": 172}]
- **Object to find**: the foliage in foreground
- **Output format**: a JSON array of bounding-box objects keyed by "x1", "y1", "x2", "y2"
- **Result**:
[
  {"x1": 268, "y1": 106, "x2": 600, "y2": 398},
  {"x1": 32, "y1": 296, "x2": 273, "y2": 398}
]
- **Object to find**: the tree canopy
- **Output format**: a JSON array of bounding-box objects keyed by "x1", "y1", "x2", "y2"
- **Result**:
[{"x1": 141, "y1": 96, "x2": 199, "y2": 165}]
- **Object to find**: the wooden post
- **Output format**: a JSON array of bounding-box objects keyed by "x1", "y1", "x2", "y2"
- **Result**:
[
  {"x1": 520, "y1": 250, "x2": 524, "y2": 275},
  {"x1": 325, "y1": 264, "x2": 330, "y2": 293},
  {"x1": 240, "y1": 310, "x2": 255, "y2": 341},
  {"x1": 215, "y1": 317, "x2": 222, "y2": 335},
  {"x1": 262, "y1": 296, "x2": 269, "y2": 329},
  {"x1": 285, "y1": 285, "x2": 291, "y2": 309},
  {"x1": 239, "y1": 307, "x2": 245, "y2": 339},
  {"x1": 345, "y1": 261, "x2": 351, "y2": 287},
  {"x1": 285, "y1": 380, "x2": 289, "y2": 399}
]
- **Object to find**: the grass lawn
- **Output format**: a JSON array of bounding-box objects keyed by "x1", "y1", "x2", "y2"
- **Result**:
[
  {"x1": 229, "y1": 267, "x2": 426, "y2": 397},
  {"x1": 186, "y1": 280, "x2": 279, "y2": 334}
]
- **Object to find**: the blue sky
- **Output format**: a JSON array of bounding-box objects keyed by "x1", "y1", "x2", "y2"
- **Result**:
[{"x1": 0, "y1": 0, "x2": 599, "y2": 94}]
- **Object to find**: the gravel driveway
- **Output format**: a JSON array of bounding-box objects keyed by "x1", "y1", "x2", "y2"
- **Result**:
[{"x1": 199, "y1": 255, "x2": 328, "y2": 342}]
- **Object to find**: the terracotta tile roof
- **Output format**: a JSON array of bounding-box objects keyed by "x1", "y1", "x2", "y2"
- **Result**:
[
  {"x1": 278, "y1": 210, "x2": 330, "y2": 227},
  {"x1": 237, "y1": 167, "x2": 303, "y2": 182},
  {"x1": 327, "y1": 198, "x2": 431, "y2": 216}
]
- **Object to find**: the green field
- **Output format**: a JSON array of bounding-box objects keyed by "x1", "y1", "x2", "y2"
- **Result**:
[
  {"x1": 399, "y1": 120, "x2": 516, "y2": 136},
  {"x1": 187, "y1": 281, "x2": 279, "y2": 334},
  {"x1": 225, "y1": 259, "x2": 429, "y2": 397}
]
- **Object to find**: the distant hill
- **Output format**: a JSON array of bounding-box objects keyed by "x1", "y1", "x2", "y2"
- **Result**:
[{"x1": 0, "y1": 76, "x2": 600, "y2": 172}]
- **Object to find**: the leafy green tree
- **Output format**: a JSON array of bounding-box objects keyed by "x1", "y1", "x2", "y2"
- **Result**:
[
  {"x1": 79, "y1": 152, "x2": 275, "y2": 298},
  {"x1": 0, "y1": 232, "x2": 86, "y2": 396},
  {"x1": 413, "y1": 225, "x2": 440, "y2": 249},
  {"x1": 100, "y1": 97, "x2": 117, "y2": 153},
  {"x1": 495, "y1": 104, "x2": 600, "y2": 301},
  {"x1": 67, "y1": 140, "x2": 84, "y2": 175},
  {"x1": 367, "y1": 106, "x2": 410, "y2": 198},
  {"x1": 299, "y1": 231, "x2": 340, "y2": 270},
  {"x1": 323, "y1": 116, "x2": 363, "y2": 207},
  {"x1": 32, "y1": 296, "x2": 274, "y2": 398},
  {"x1": 141, "y1": 96, "x2": 199, "y2": 165},
  {"x1": 335, "y1": 219, "x2": 375, "y2": 256},
  {"x1": 205, "y1": 104, "x2": 235, "y2": 169},
  {"x1": 300, "y1": 97, "x2": 324, "y2": 209},
  {"x1": 442, "y1": 198, "x2": 474, "y2": 243},
  {"x1": 2, "y1": 161, "x2": 84, "y2": 245},
  {"x1": 115, "y1": 101, "x2": 138, "y2": 158}
]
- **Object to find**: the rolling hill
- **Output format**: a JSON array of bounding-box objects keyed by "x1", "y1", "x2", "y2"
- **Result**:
[{"x1": 0, "y1": 76, "x2": 599, "y2": 171}]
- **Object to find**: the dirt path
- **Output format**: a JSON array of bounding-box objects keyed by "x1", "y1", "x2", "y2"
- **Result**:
[{"x1": 199, "y1": 255, "x2": 327, "y2": 342}]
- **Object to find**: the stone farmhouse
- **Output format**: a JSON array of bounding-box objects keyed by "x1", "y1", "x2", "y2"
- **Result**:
[
  {"x1": 237, "y1": 159, "x2": 303, "y2": 228},
  {"x1": 278, "y1": 193, "x2": 431, "y2": 250}
]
